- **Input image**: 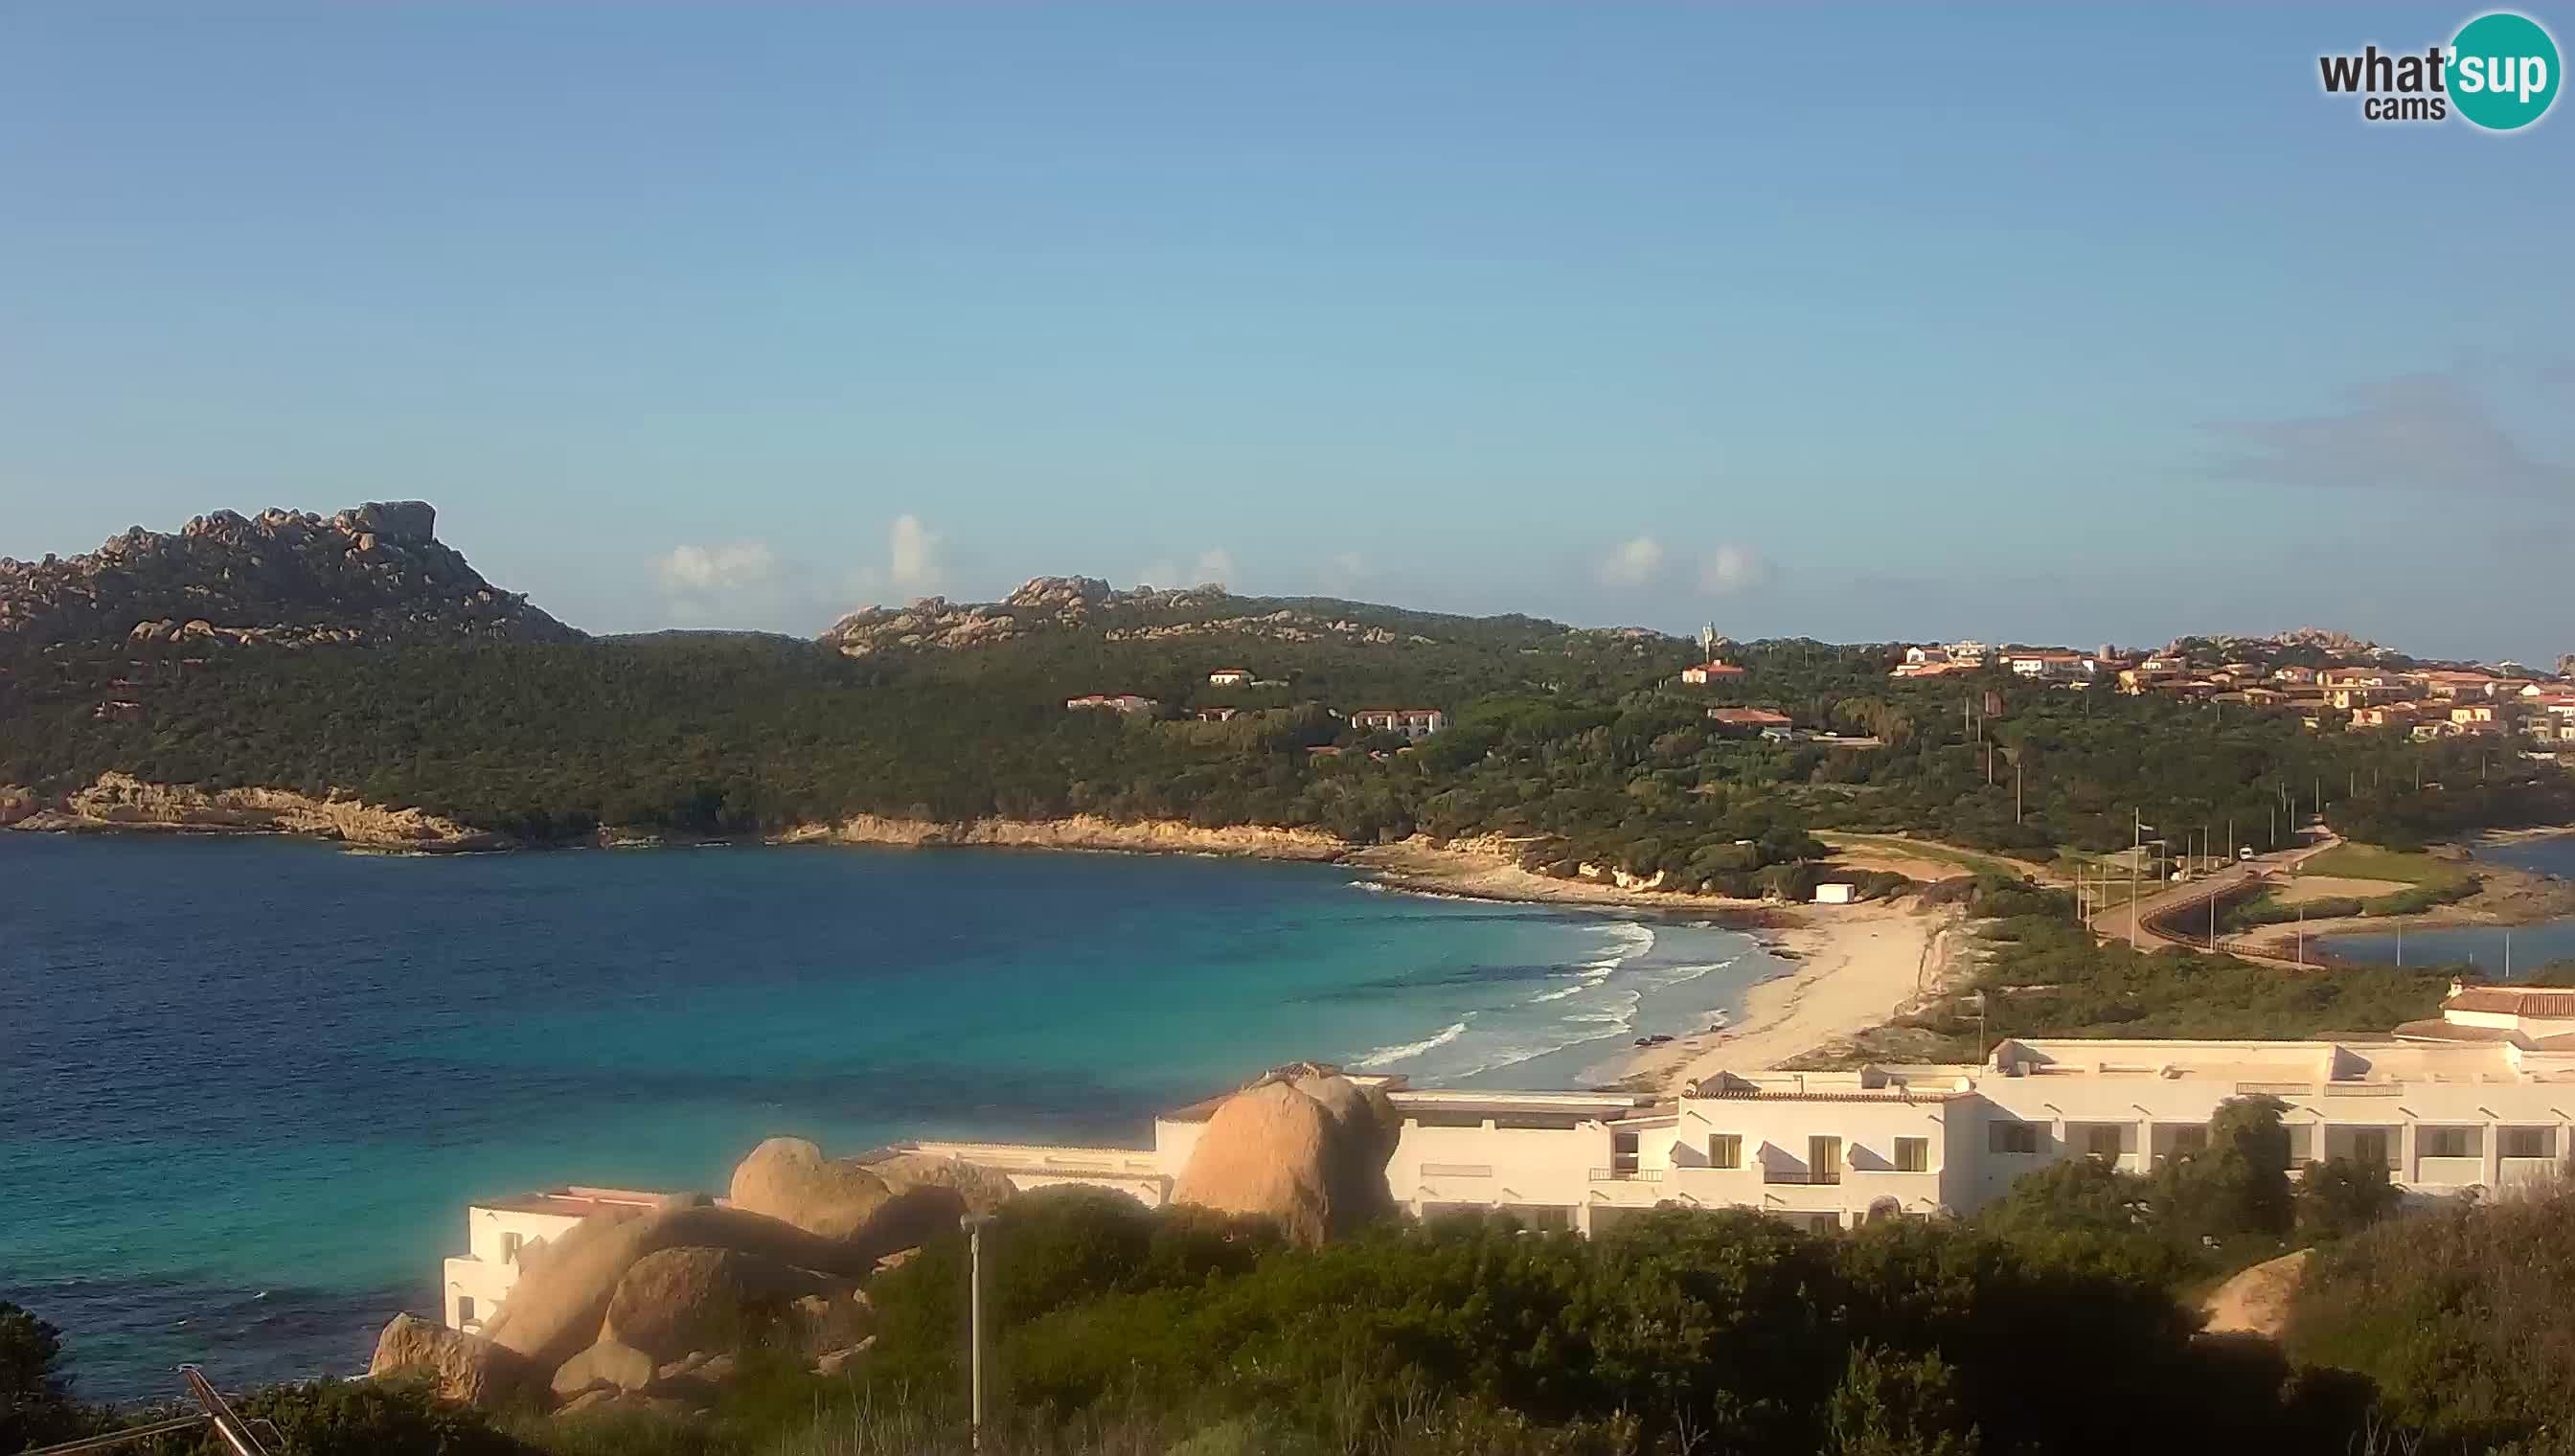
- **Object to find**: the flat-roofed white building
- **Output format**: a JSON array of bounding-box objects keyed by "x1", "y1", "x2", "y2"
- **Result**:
[
  {"x1": 888, "y1": 983, "x2": 2575, "y2": 1237},
  {"x1": 449, "y1": 989, "x2": 2575, "y2": 1331},
  {"x1": 443, "y1": 1186, "x2": 700, "y2": 1333}
]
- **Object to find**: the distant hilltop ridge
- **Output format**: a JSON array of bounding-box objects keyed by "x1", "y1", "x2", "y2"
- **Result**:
[
  {"x1": 820, "y1": 574, "x2": 1492, "y2": 656},
  {"x1": 0, "y1": 501, "x2": 581, "y2": 650}
]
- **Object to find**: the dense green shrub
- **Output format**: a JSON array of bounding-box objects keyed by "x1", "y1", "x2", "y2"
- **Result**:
[{"x1": 2288, "y1": 1184, "x2": 2575, "y2": 1452}]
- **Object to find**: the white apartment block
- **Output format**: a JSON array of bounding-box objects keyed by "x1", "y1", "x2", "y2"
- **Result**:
[
  {"x1": 1350, "y1": 708, "x2": 1448, "y2": 740},
  {"x1": 444, "y1": 989, "x2": 2575, "y2": 1331},
  {"x1": 442, "y1": 1186, "x2": 697, "y2": 1333},
  {"x1": 913, "y1": 985, "x2": 2575, "y2": 1236}
]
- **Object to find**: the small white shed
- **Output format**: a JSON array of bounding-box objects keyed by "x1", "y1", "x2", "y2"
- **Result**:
[{"x1": 1812, "y1": 882, "x2": 1857, "y2": 905}]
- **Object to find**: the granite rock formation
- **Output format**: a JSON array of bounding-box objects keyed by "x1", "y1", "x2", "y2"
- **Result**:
[
  {"x1": 367, "y1": 1312, "x2": 541, "y2": 1411},
  {"x1": 1171, "y1": 1062, "x2": 1401, "y2": 1245},
  {"x1": 0, "y1": 501, "x2": 580, "y2": 649}
]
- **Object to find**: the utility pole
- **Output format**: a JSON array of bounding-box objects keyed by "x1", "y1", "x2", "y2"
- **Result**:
[
  {"x1": 2296, "y1": 903, "x2": 2305, "y2": 967},
  {"x1": 962, "y1": 1212, "x2": 995, "y2": 1449},
  {"x1": 2015, "y1": 760, "x2": 2023, "y2": 824},
  {"x1": 2131, "y1": 810, "x2": 2141, "y2": 949},
  {"x1": 2395, "y1": 921, "x2": 2403, "y2": 967}
]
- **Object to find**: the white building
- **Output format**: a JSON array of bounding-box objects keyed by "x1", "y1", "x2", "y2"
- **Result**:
[
  {"x1": 443, "y1": 1187, "x2": 696, "y2": 1333},
  {"x1": 896, "y1": 986, "x2": 2575, "y2": 1238},
  {"x1": 1677, "y1": 662, "x2": 1745, "y2": 685},
  {"x1": 1351, "y1": 708, "x2": 1447, "y2": 740},
  {"x1": 1207, "y1": 669, "x2": 1253, "y2": 687},
  {"x1": 2001, "y1": 651, "x2": 2098, "y2": 680},
  {"x1": 1066, "y1": 693, "x2": 1159, "y2": 715},
  {"x1": 1945, "y1": 641, "x2": 1990, "y2": 668},
  {"x1": 445, "y1": 990, "x2": 2575, "y2": 1332}
]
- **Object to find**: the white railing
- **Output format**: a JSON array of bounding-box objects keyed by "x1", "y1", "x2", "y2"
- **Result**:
[{"x1": 1588, "y1": 1168, "x2": 1665, "y2": 1183}]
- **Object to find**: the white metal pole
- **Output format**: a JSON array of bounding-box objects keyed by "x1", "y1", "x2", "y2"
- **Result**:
[{"x1": 963, "y1": 1213, "x2": 994, "y2": 1449}]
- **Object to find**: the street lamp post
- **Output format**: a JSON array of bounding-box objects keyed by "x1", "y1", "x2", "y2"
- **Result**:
[{"x1": 961, "y1": 1212, "x2": 996, "y2": 1450}]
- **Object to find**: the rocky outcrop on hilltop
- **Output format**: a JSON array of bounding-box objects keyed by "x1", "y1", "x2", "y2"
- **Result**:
[
  {"x1": 818, "y1": 575, "x2": 1433, "y2": 656},
  {"x1": 821, "y1": 575, "x2": 1200, "y2": 656},
  {"x1": 0, "y1": 501, "x2": 580, "y2": 650},
  {"x1": 1171, "y1": 1063, "x2": 1401, "y2": 1245}
]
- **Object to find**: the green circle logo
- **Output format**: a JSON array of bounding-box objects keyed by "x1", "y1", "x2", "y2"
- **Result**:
[{"x1": 2450, "y1": 11, "x2": 2560, "y2": 129}]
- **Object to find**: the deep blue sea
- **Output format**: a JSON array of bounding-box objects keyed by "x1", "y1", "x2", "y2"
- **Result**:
[
  {"x1": 2323, "y1": 832, "x2": 2575, "y2": 973},
  {"x1": 0, "y1": 835, "x2": 1776, "y2": 1403}
]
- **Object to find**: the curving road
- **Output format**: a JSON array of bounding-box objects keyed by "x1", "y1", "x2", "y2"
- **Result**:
[{"x1": 2088, "y1": 832, "x2": 2342, "y2": 967}]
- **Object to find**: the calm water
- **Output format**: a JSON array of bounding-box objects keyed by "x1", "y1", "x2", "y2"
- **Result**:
[
  {"x1": 2322, "y1": 833, "x2": 2575, "y2": 973},
  {"x1": 0, "y1": 835, "x2": 1775, "y2": 1401}
]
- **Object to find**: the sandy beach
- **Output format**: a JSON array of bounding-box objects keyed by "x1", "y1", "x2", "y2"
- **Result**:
[
  {"x1": 1344, "y1": 837, "x2": 1782, "y2": 920},
  {"x1": 1617, "y1": 898, "x2": 1965, "y2": 1093}
]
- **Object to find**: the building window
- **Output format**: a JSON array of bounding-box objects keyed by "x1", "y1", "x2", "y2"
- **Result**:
[
  {"x1": 1989, "y1": 1121, "x2": 2039, "y2": 1155},
  {"x1": 1894, "y1": 1137, "x2": 1928, "y2": 1172},
  {"x1": 2086, "y1": 1126, "x2": 2124, "y2": 1160},
  {"x1": 2422, "y1": 1126, "x2": 2475, "y2": 1159},
  {"x1": 2500, "y1": 1127, "x2": 2554, "y2": 1160},
  {"x1": 1809, "y1": 1136, "x2": 1844, "y2": 1185},
  {"x1": 2170, "y1": 1126, "x2": 2208, "y2": 1157},
  {"x1": 500, "y1": 1232, "x2": 523, "y2": 1263},
  {"x1": 1707, "y1": 1134, "x2": 1743, "y2": 1169},
  {"x1": 2351, "y1": 1128, "x2": 2391, "y2": 1167},
  {"x1": 456, "y1": 1296, "x2": 477, "y2": 1327}
]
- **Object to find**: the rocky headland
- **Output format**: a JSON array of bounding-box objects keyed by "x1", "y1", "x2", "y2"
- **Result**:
[{"x1": 0, "y1": 500, "x2": 580, "y2": 650}]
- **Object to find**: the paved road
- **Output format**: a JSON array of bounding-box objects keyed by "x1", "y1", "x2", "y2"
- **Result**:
[{"x1": 2089, "y1": 833, "x2": 2342, "y2": 967}]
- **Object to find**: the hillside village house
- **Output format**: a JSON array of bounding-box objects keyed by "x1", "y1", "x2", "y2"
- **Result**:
[
  {"x1": 1678, "y1": 660, "x2": 1746, "y2": 685},
  {"x1": 1352, "y1": 708, "x2": 1447, "y2": 740},
  {"x1": 1206, "y1": 669, "x2": 1252, "y2": 687},
  {"x1": 1705, "y1": 707, "x2": 1794, "y2": 736},
  {"x1": 444, "y1": 985, "x2": 2575, "y2": 1331},
  {"x1": 2001, "y1": 650, "x2": 2097, "y2": 680},
  {"x1": 1065, "y1": 693, "x2": 1160, "y2": 714},
  {"x1": 1946, "y1": 640, "x2": 1991, "y2": 667}
]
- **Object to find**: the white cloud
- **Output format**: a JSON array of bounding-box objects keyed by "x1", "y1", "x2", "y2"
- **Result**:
[
  {"x1": 1134, "y1": 548, "x2": 1236, "y2": 590},
  {"x1": 1597, "y1": 535, "x2": 1666, "y2": 588},
  {"x1": 888, "y1": 514, "x2": 941, "y2": 592},
  {"x1": 657, "y1": 541, "x2": 778, "y2": 594},
  {"x1": 1699, "y1": 543, "x2": 1770, "y2": 595}
]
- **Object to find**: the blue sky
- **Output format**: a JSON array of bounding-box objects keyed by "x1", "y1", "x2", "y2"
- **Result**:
[{"x1": 3, "y1": 5, "x2": 2570, "y2": 661}]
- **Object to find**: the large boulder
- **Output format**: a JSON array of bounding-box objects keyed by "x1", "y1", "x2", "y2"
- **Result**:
[
  {"x1": 729, "y1": 1138, "x2": 973, "y2": 1252},
  {"x1": 550, "y1": 1335, "x2": 658, "y2": 1399},
  {"x1": 2199, "y1": 1248, "x2": 2313, "y2": 1339},
  {"x1": 367, "y1": 1312, "x2": 540, "y2": 1411},
  {"x1": 602, "y1": 1246, "x2": 831, "y2": 1362},
  {"x1": 478, "y1": 1203, "x2": 889, "y2": 1374},
  {"x1": 353, "y1": 499, "x2": 438, "y2": 542},
  {"x1": 1171, "y1": 1065, "x2": 1401, "y2": 1245},
  {"x1": 729, "y1": 1137, "x2": 896, "y2": 1239},
  {"x1": 863, "y1": 1150, "x2": 1019, "y2": 1214}
]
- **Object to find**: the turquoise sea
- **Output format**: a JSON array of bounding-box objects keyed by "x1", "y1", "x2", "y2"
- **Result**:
[
  {"x1": 2322, "y1": 832, "x2": 2575, "y2": 973},
  {"x1": 0, "y1": 834, "x2": 1778, "y2": 1403}
]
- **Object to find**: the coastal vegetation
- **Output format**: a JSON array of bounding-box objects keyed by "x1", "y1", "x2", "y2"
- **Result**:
[
  {"x1": 19, "y1": 1172, "x2": 2575, "y2": 1456},
  {"x1": 7, "y1": 595, "x2": 2568, "y2": 899}
]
